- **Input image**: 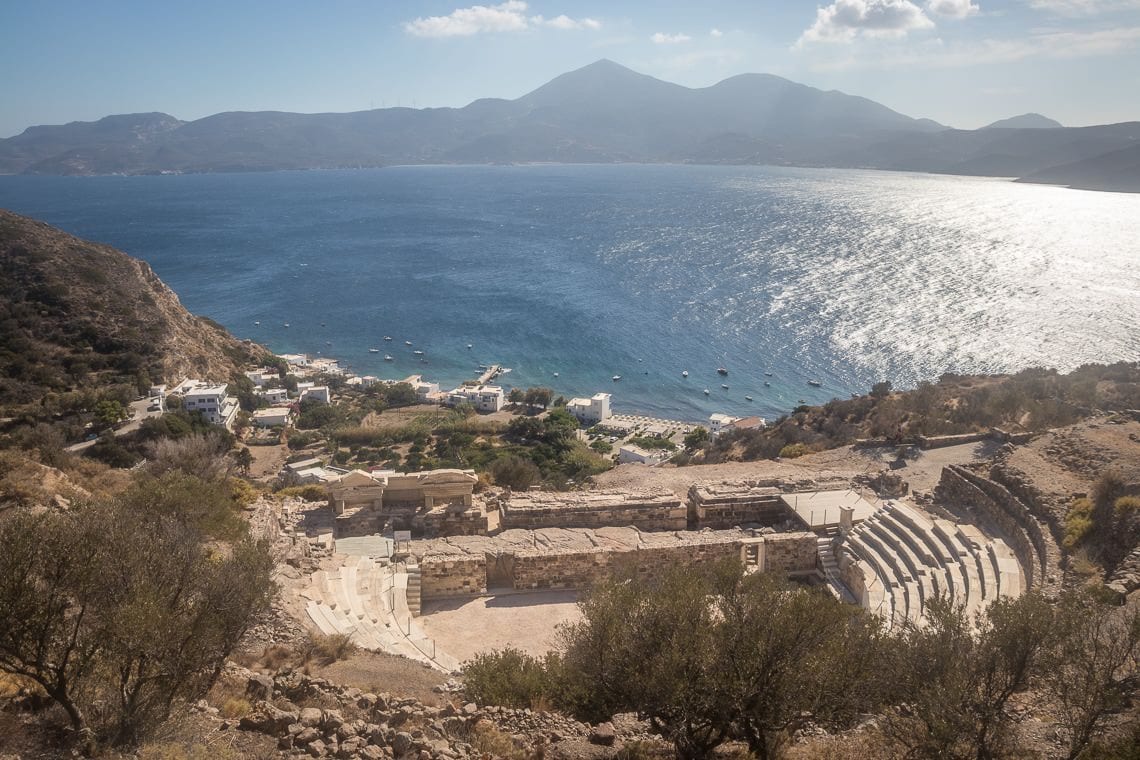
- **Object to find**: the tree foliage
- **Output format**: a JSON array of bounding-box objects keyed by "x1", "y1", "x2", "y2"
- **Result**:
[{"x1": 0, "y1": 501, "x2": 274, "y2": 751}]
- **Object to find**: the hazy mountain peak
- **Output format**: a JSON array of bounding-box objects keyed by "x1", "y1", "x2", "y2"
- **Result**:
[{"x1": 983, "y1": 113, "x2": 1063, "y2": 129}]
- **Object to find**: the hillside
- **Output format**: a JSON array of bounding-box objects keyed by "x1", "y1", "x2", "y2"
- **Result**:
[
  {"x1": 2, "y1": 60, "x2": 1136, "y2": 190},
  {"x1": 982, "y1": 113, "x2": 1063, "y2": 130},
  {"x1": 0, "y1": 209, "x2": 262, "y2": 413},
  {"x1": 1016, "y1": 143, "x2": 1140, "y2": 192}
]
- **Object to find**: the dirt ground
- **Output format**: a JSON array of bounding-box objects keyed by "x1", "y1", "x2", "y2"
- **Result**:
[
  {"x1": 362, "y1": 403, "x2": 521, "y2": 429},
  {"x1": 313, "y1": 651, "x2": 449, "y2": 705},
  {"x1": 591, "y1": 439, "x2": 1000, "y2": 499},
  {"x1": 419, "y1": 590, "x2": 582, "y2": 663},
  {"x1": 247, "y1": 442, "x2": 289, "y2": 480}
]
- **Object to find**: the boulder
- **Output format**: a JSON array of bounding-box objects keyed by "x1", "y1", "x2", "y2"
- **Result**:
[
  {"x1": 300, "y1": 707, "x2": 324, "y2": 728},
  {"x1": 238, "y1": 701, "x2": 298, "y2": 735},
  {"x1": 392, "y1": 731, "x2": 414, "y2": 755},
  {"x1": 246, "y1": 673, "x2": 275, "y2": 701},
  {"x1": 589, "y1": 722, "x2": 616, "y2": 747}
]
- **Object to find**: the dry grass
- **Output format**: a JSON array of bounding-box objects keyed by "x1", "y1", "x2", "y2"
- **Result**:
[
  {"x1": 303, "y1": 633, "x2": 358, "y2": 666},
  {"x1": 783, "y1": 726, "x2": 904, "y2": 760}
]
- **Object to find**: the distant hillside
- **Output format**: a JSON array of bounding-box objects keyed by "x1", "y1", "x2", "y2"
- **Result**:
[
  {"x1": 982, "y1": 113, "x2": 1063, "y2": 130},
  {"x1": 0, "y1": 59, "x2": 1136, "y2": 191},
  {"x1": 1016, "y1": 143, "x2": 1140, "y2": 192},
  {"x1": 0, "y1": 210, "x2": 262, "y2": 411}
]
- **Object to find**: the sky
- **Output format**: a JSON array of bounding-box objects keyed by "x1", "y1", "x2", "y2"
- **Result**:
[{"x1": 2, "y1": 0, "x2": 1139, "y2": 137}]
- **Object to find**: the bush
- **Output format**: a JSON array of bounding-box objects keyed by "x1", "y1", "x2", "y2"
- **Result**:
[
  {"x1": 628, "y1": 436, "x2": 677, "y2": 451},
  {"x1": 305, "y1": 633, "x2": 357, "y2": 666},
  {"x1": 1065, "y1": 497, "x2": 1095, "y2": 550},
  {"x1": 778, "y1": 442, "x2": 810, "y2": 459},
  {"x1": 490, "y1": 455, "x2": 541, "y2": 490},
  {"x1": 277, "y1": 484, "x2": 327, "y2": 502},
  {"x1": 463, "y1": 647, "x2": 560, "y2": 709}
]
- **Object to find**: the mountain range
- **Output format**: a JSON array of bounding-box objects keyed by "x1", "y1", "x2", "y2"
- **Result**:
[{"x1": 1, "y1": 59, "x2": 1137, "y2": 191}]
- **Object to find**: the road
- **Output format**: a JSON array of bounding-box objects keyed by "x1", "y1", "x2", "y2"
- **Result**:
[{"x1": 65, "y1": 398, "x2": 164, "y2": 453}]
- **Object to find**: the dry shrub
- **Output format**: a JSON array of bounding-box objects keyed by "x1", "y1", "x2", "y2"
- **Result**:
[
  {"x1": 470, "y1": 722, "x2": 532, "y2": 760},
  {"x1": 0, "y1": 672, "x2": 37, "y2": 700},
  {"x1": 304, "y1": 633, "x2": 357, "y2": 666},
  {"x1": 260, "y1": 643, "x2": 296, "y2": 671},
  {"x1": 783, "y1": 725, "x2": 904, "y2": 760},
  {"x1": 218, "y1": 697, "x2": 251, "y2": 719}
]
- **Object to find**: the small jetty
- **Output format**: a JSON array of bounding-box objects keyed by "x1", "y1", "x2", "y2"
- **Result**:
[{"x1": 475, "y1": 364, "x2": 503, "y2": 384}]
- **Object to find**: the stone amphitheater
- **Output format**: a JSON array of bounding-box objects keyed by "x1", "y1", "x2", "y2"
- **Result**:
[{"x1": 282, "y1": 436, "x2": 1061, "y2": 672}]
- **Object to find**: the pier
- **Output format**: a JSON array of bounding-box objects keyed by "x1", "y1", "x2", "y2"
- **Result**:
[{"x1": 474, "y1": 364, "x2": 502, "y2": 384}]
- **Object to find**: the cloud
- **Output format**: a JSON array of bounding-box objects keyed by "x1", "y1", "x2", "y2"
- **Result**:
[
  {"x1": 798, "y1": 0, "x2": 934, "y2": 44},
  {"x1": 710, "y1": 28, "x2": 724, "y2": 37},
  {"x1": 803, "y1": 24, "x2": 1140, "y2": 67},
  {"x1": 1029, "y1": 0, "x2": 1140, "y2": 14},
  {"x1": 651, "y1": 32, "x2": 693, "y2": 44},
  {"x1": 403, "y1": 1, "x2": 600, "y2": 37},
  {"x1": 927, "y1": 0, "x2": 980, "y2": 17},
  {"x1": 536, "y1": 14, "x2": 601, "y2": 30}
]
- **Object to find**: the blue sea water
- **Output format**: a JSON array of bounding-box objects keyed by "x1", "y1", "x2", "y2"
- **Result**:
[{"x1": 1, "y1": 164, "x2": 1138, "y2": 423}]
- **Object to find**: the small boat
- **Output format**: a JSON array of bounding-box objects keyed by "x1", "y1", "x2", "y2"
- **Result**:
[
  {"x1": 703, "y1": 388, "x2": 710, "y2": 395},
  {"x1": 764, "y1": 372, "x2": 773, "y2": 377},
  {"x1": 404, "y1": 340, "x2": 413, "y2": 346},
  {"x1": 717, "y1": 367, "x2": 728, "y2": 376},
  {"x1": 413, "y1": 350, "x2": 424, "y2": 356},
  {"x1": 384, "y1": 355, "x2": 393, "y2": 361},
  {"x1": 253, "y1": 320, "x2": 260, "y2": 325},
  {"x1": 745, "y1": 395, "x2": 753, "y2": 401},
  {"x1": 798, "y1": 399, "x2": 806, "y2": 404},
  {"x1": 369, "y1": 348, "x2": 380, "y2": 353},
  {"x1": 681, "y1": 370, "x2": 689, "y2": 377},
  {"x1": 553, "y1": 372, "x2": 559, "y2": 377},
  {"x1": 721, "y1": 384, "x2": 729, "y2": 390},
  {"x1": 807, "y1": 380, "x2": 823, "y2": 387},
  {"x1": 384, "y1": 336, "x2": 392, "y2": 341},
  {"x1": 612, "y1": 375, "x2": 622, "y2": 382},
  {"x1": 325, "y1": 341, "x2": 332, "y2": 346},
  {"x1": 764, "y1": 381, "x2": 771, "y2": 387},
  {"x1": 283, "y1": 323, "x2": 290, "y2": 328},
  {"x1": 320, "y1": 322, "x2": 326, "y2": 326},
  {"x1": 467, "y1": 344, "x2": 473, "y2": 349}
]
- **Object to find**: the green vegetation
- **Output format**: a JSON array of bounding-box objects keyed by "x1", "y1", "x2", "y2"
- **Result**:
[
  {"x1": 1064, "y1": 497, "x2": 1095, "y2": 549},
  {"x1": 463, "y1": 561, "x2": 1140, "y2": 760},
  {"x1": 0, "y1": 500, "x2": 274, "y2": 751},
  {"x1": 627, "y1": 435, "x2": 677, "y2": 452}
]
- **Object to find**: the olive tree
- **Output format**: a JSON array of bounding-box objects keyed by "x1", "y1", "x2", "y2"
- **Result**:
[{"x1": 0, "y1": 501, "x2": 275, "y2": 751}]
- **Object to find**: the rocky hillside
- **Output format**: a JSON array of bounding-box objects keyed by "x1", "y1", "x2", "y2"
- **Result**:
[{"x1": 0, "y1": 209, "x2": 263, "y2": 412}]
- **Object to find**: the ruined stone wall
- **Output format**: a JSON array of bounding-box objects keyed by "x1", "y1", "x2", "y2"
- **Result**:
[
  {"x1": 916, "y1": 432, "x2": 991, "y2": 449},
  {"x1": 687, "y1": 485, "x2": 790, "y2": 529},
  {"x1": 937, "y1": 466, "x2": 1059, "y2": 591},
  {"x1": 501, "y1": 504, "x2": 686, "y2": 532},
  {"x1": 417, "y1": 507, "x2": 488, "y2": 538},
  {"x1": 762, "y1": 532, "x2": 819, "y2": 574},
  {"x1": 420, "y1": 555, "x2": 487, "y2": 598}
]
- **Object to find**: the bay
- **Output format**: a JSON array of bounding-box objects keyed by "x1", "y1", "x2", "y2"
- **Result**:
[{"x1": 1, "y1": 164, "x2": 1137, "y2": 422}]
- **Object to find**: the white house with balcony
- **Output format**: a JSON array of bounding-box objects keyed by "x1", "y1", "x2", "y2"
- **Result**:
[
  {"x1": 179, "y1": 381, "x2": 240, "y2": 430},
  {"x1": 618, "y1": 444, "x2": 668, "y2": 466},
  {"x1": 260, "y1": 387, "x2": 288, "y2": 403},
  {"x1": 300, "y1": 385, "x2": 331, "y2": 404},
  {"x1": 252, "y1": 408, "x2": 291, "y2": 428},
  {"x1": 567, "y1": 392, "x2": 612, "y2": 426},
  {"x1": 446, "y1": 384, "x2": 505, "y2": 413},
  {"x1": 708, "y1": 413, "x2": 739, "y2": 438}
]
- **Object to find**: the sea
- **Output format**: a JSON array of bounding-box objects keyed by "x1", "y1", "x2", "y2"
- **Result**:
[{"x1": 1, "y1": 164, "x2": 1138, "y2": 423}]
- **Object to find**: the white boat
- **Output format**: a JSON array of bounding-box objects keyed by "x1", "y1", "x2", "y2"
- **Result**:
[
  {"x1": 703, "y1": 388, "x2": 710, "y2": 395},
  {"x1": 413, "y1": 350, "x2": 424, "y2": 356},
  {"x1": 369, "y1": 348, "x2": 380, "y2": 353},
  {"x1": 467, "y1": 344, "x2": 473, "y2": 349},
  {"x1": 682, "y1": 370, "x2": 689, "y2": 377},
  {"x1": 612, "y1": 375, "x2": 621, "y2": 381},
  {"x1": 253, "y1": 320, "x2": 260, "y2": 325},
  {"x1": 405, "y1": 340, "x2": 413, "y2": 346},
  {"x1": 553, "y1": 372, "x2": 559, "y2": 377},
  {"x1": 717, "y1": 367, "x2": 728, "y2": 376},
  {"x1": 745, "y1": 395, "x2": 753, "y2": 401},
  {"x1": 764, "y1": 382, "x2": 771, "y2": 387},
  {"x1": 764, "y1": 372, "x2": 773, "y2": 377},
  {"x1": 283, "y1": 322, "x2": 290, "y2": 328},
  {"x1": 384, "y1": 355, "x2": 393, "y2": 361},
  {"x1": 807, "y1": 380, "x2": 823, "y2": 387},
  {"x1": 384, "y1": 336, "x2": 392, "y2": 341},
  {"x1": 721, "y1": 384, "x2": 729, "y2": 389}
]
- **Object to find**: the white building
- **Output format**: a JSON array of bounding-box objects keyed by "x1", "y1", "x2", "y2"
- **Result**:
[
  {"x1": 300, "y1": 386, "x2": 331, "y2": 404},
  {"x1": 617, "y1": 444, "x2": 668, "y2": 466},
  {"x1": 252, "y1": 408, "x2": 291, "y2": 428},
  {"x1": 295, "y1": 381, "x2": 315, "y2": 398},
  {"x1": 261, "y1": 387, "x2": 289, "y2": 403},
  {"x1": 708, "y1": 413, "x2": 739, "y2": 438},
  {"x1": 148, "y1": 384, "x2": 167, "y2": 402},
  {"x1": 280, "y1": 354, "x2": 310, "y2": 368},
  {"x1": 361, "y1": 375, "x2": 379, "y2": 388},
  {"x1": 245, "y1": 369, "x2": 273, "y2": 387},
  {"x1": 180, "y1": 381, "x2": 240, "y2": 430},
  {"x1": 446, "y1": 384, "x2": 505, "y2": 413},
  {"x1": 413, "y1": 380, "x2": 440, "y2": 402},
  {"x1": 566, "y1": 392, "x2": 612, "y2": 426}
]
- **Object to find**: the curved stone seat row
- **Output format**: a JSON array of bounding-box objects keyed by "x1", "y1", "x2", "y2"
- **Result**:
[
  {"x1": 302, "y1": 556, "x2": 460, "y2": 672},
  {"x1": 838, "y1": 500, "x2": 1024, "y2": 628}
]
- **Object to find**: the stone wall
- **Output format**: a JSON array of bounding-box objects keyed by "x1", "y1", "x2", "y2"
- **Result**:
[
  {"x1": 418, "y1": 505, "x2": 488, "y2": 538},
  {"x1": 420, "y1": 555, "x2": 487, "y2": 598},
  {"x1": 417, "y1": 528, "x2": 821, "y2": 601},
  {"x1": 762, "y1": 532, "x2": 819, "y2": 575},
  {"x1": 937, "y1": 465, "x2": 1059, "y2": 591},
  {"x1": 499, "y1": 490, "x2": 686, "y2": 532},
  {"x1": 687, "y1": 483, "x2": 790, "y2": 529}
]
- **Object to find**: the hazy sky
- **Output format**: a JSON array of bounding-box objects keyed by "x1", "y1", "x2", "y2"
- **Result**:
[{"x1": 3, "y1": 0, "x2": 1139, "y2": 137}]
